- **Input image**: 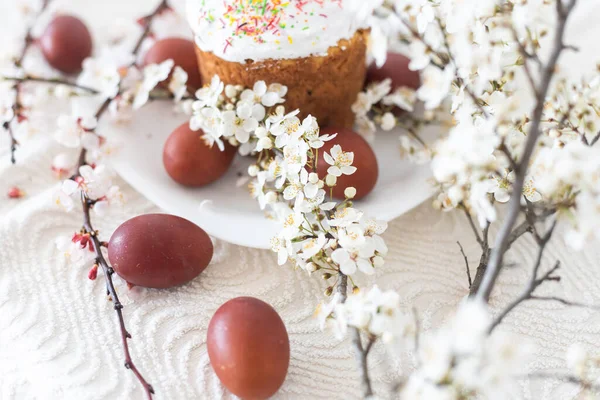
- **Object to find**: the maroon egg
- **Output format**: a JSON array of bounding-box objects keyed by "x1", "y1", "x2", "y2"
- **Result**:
[
  {"x1": 317, "y1": 127, "x2": 379, "y2": 200},
  {"x1": 40, "y1": 15, "x2": 93, "y2": 74},
  {"x1": 144, "y1": 38, "x2": 203, "y2": 90},
  {"x1": 163, "y1": 123, "x2": 237, "y2": 187},
  {"x1": 207, "y1": 297, "x2": 290, "y2": 400},
  {"x1": 367, "y1": 52, "x2": 420, "y2": 91},
  {"x1": 108, "y1": 214, "x2": 213, "y2": 288}
]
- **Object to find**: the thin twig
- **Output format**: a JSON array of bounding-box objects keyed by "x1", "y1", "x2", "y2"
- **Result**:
[
  {"x1": 2, "y1": 76, "x2": 99, "y2": 94},
  {"x1": 69, "y1": 1, "x2": 171, "y2": 397},
  {"x1": 477, "y1": 0, "x2": 579, "y2": 302},
  {"x1": 457, "y1": 241, "x2": 472, "y2": 288},
  {"x1": 528, "y1": 372, "x2": 600, "y2": 391},
  {"x1": 412, "y1": 306, "x2": 420, "y2": 353},
  {"x1": 590, "y1": 131, "x2": 600, "y2": 146},
  {"x1": 507, "y1": 220, "x2": 534, "y2": 246},
  {"x1": 499, "y1": 142, "x2": 519, "y2": 171},
  {"x1": 529, "y1": 296, "x2": 600, "y2": 310},
  {"x1": 489, "y1": 250, "x2": 560, "y2": 333},
  {"x1": 462, "y1": 206, "x2": 484, "y2": 248},
  {"x1": 81, "y1": 193, "x2": 155, "y2": 398},
  {"x1": 4, "y1": 0, "x2": 52, "y2": 163},
  {"x1": 510, "y1": 25, "x2": 540, "y2": 97}
]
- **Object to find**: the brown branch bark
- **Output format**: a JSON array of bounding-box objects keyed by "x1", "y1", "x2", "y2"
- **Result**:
[
  {"x1": 476, "y1": 0, "x2": 579, "y2": 302},
  {"x1": 528, "y1": 372, "x2": 600, "y2": 391},
  {"x1": 68, "y1": 1, "x2": 171, "y2": 396},
  {"x1": 488, "y1": 222, "x2": 558, "y2": 332},
  {"x1": 589, "y1": 131, "x2": 600, "y2": 146},
  {"x1": 81, "y1": 193, "x2": 154, "y2": 398},
  {"x1": 528, "y1": 296, "x2": 600, "y2": 310},
  {"x1": 4, "y1": 0, "x2": 52, "y2": 163},
  {"x1": 457, "y1": 241, "x2": 472, "y2": 288},
  {"x1": 3, "y1": 76, "x2": 99, "y2": 94}
]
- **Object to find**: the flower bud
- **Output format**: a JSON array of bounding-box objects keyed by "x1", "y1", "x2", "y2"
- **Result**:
[
  {"x1": 265, "y1": 191, "x2": 278, "y2": 204},
  {"x1": 322, "y1": 273, "x2": 332, "y2": 280},
  {"x1": 352, "y1": 286, "x2": 360, "y2": 295},
  {"x1": 248, "y1": 165, "x2": 259, "y2": 177},
  {"x1": 225, "y1": 85, "x2": 237, "y2": 98},
  {"x1": 88, "y1": 264, "x2": 99, "y2": 280},
  {"x1": 308, "y1": 172, "x2": 319, "y2": 184},
  {"x1": 306, "y1": 262, "x2": 318, "y2": 273},
  {"x1": 325, "y1": 174, "x2": 337, "y2": 187},
  {"x1": 381, "y1": 112, "x2": 396, "y2": 131},
  {"x1": 7, "y1": 187, "x2": 25, "y2": 199},
  {"x1": 54, "y1": 84, "x2": 72, "y2": 99},
  {"x1": 324, "y1": 286, "x2": 334, "y2": 296},
  {"x1": 258, "y1": 137, "x2": 273, "y2": 149},
  {"x1": 344, "y1": 187, "x2": 357, "y2": 199}
]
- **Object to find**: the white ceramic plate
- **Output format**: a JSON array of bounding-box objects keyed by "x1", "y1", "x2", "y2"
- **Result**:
[{"x1": 104, "y1": 101, "x2": 436, "y2": 249}]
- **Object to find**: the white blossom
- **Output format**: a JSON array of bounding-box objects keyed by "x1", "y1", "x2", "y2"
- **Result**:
[
  {"x1": 168, "y1": 66, "x2": 188, "y2": 101},
  {"x1": 324, "y1": 145, "x2": 357, "y2": 177},
  {"x1": 133, "y1": 59, "x2": 174, "y2": 109}
]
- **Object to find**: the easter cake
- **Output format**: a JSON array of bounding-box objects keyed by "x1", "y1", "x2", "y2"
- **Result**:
[{"x1": 186, "y1": 0, "x2": 379, "y2": 128}]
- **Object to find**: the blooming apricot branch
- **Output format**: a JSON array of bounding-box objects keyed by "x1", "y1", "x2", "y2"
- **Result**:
[
  {"x1": 1, "y1": 0, "x2": 52, "y2": 163},
  {"x1": 0, "y1": 0, "x2": 204, "y2": 396}
]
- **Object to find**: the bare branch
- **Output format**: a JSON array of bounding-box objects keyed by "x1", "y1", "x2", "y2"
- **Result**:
[
  {"x1": 590, "y1": 131, "x2": 600, "y2": 146},
  {"x1": 1, "y1": 76, "x2": 99, "y2": 94},
  {"x1": 68, "y1": 1, "x2": 172, "y2": 396},
  {"x1": 507, "y1": 220, "x2": 534, "y2": 246},
  {"x1": 528, "y1": 372, "x2": 600, "y2": 391},
  {"x1": 457, "y1": 241, "x2": 472, "y2": 288},
  {"x1": 489, "y1": 257, "x2": 560, "y2": 333},
  {"x1": 529, "y1": 296, "x2": 600, "y2": 310},
  {"x1": 499, "y1": 142, "x2": 519, "y2": 171},
  {"x1": 4, "y1": 1, "x2": 53, "y2": 163},
  {"x1": 510, "y1": 25, "x2": 540, "y2": 97},
  {"x1": 462, "y1": 206, "x2": 485, "y2": 248},
  {"x1": 81, "y1": 194, "x2": 154, "y2": 398},
  {"x1": 477, "y1": 0, "x2": 579, "y2": 302}
]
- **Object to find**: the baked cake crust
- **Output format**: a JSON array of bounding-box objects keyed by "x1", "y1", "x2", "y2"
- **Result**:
[{"x1": 195, "y1": 30, "x2": 368, "y2": 128}]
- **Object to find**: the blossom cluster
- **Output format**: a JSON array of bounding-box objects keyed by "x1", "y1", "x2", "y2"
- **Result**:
[
  {"x1": 566, "y1": 343, "x2": 600, "y2": 386},
  {"x1": 12, "y1": 6, "x2": 196, "y2": 270},
  {"x1": 402, "y1": 302, "x2": 530, "y2": 400},
  {"x1": 359, "y1": 0, "x2": 600, "y2": 249},
  {"x1": 190, "y1": 75, "x2": 390, "y2": 279},
  {"x1": 318, "y1": 286, "x2": 415, "y2": 345}
]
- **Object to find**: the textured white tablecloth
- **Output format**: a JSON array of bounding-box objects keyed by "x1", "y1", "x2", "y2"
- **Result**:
[{"x1": 1, "y1": 1, "x2": 600, "y2": 399}]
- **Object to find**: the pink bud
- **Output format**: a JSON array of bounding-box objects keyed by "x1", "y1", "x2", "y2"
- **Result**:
[
  {"x1": 7, "y1": 187, "x2": 24, "y2": 199},
  {"x1": 88, "y1": 264, "x2": 98, "y2": 280}
]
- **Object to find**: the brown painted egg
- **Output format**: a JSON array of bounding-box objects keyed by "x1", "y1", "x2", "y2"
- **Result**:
[
  {"x1": 40, "y1": 15, "x2": 93, "y2": 74},
  {"x1": 144, "y1": 38, "x2": 203, "y2": 90},
  {"x1": 108, "y1": 214, "x2": 213, "y2": 288},
  {"x1": 317, "y1": 127, "x2": 378, "y2": 200},
  {"x1": 207, "y1": 297, "x2": 290, "y2": 400},
  {"x1": 163, "y1": 123, "x2": 237, "y2": 187},
  {"x1": 367, "y1": 52, "x2": 420, "y2": 91}
]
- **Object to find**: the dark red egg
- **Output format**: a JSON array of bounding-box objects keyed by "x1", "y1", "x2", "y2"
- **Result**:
[
  {"x1": 40, "y1": 15, "x2": 93, "y2": 74},
  {"x1": 108, "y1": 214, "x2": 213, "y2": 289},
  {"x1": 367, "y1": 52, "x2": 420, "y2": 91},
  {"x1": 317, "y1": 128, "x2": 379, "y2": 200},
  {"x1": 144, "y1": 38, "x2": 203, "y2": 90},
  {"x1": 207, "y1": 297, "x2": 290, "y2": 400},
  {"x1": 163, "y1": 122, "x2": 237, "y2": 187}
]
